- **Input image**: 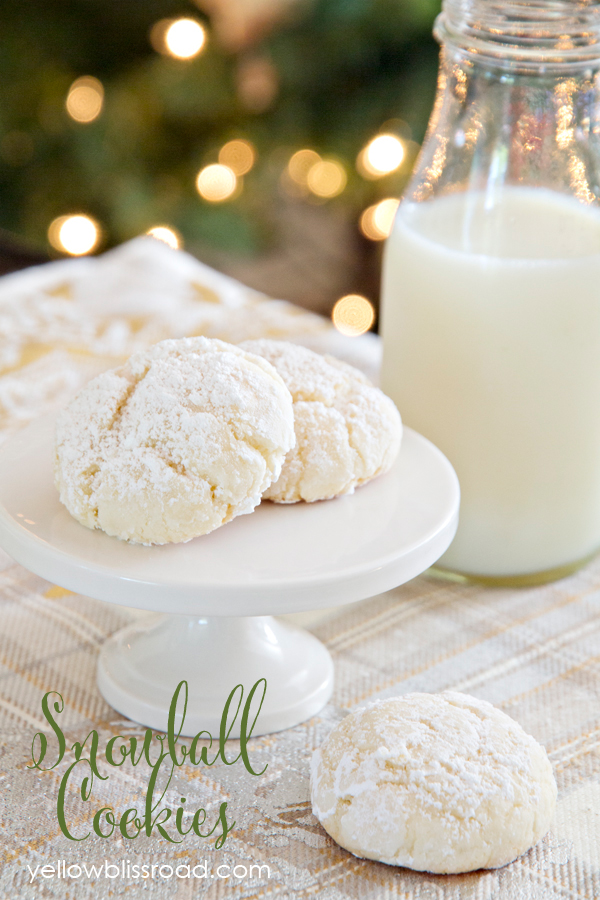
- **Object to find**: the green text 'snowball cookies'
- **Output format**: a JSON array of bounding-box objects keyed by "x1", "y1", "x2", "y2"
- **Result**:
[
  {"x1": 311, "y1": 692, "x2": 557, "y2": 874},
  {"x1": 54, "y1": 337, "x2": 295, "y2": 544},
  {"x1": 240, "y1": 339, "x2": 402, "y2": 503}
]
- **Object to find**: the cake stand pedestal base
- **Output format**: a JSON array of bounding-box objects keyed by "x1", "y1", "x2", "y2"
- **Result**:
[{"x1": 97, "y1": 614, "x2": 334, "y2": 737}]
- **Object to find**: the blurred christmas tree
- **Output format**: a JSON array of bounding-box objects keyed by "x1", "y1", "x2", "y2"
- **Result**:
[{"x1": 0, "y1": 0, "x2": 441, "y2": 311}]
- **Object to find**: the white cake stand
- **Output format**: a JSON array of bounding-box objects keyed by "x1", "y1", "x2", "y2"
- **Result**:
[{"x1": 0, "y1": 416, "x2": 459, "y2": 737}]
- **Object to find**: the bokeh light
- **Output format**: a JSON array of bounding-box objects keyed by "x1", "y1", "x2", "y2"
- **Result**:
[
  {"x1": 196, "y1": 164, "x2": 237, "y2": 202},
  {"x1": 332, "y1": 294, "x2": 376, "y2": 336},
  {"x1": 48, "y1": 215, "x2": 100, "y2": 255},
  {"x1": 65, "y1": 76, "x2": 104, "y2": 123},
  {"x1": 358, "y1": 134, "x2": 405, "y2": 178},
  {"x1": 218, "y1": 139, "x2": 255, "y2": 175},
  {"x1": 306, "y1": 158, "x2": 347, "y2": 198},
  {"x1": 359, "y1": 198, "x2": 400, "y2": 240},
  {"x1": 287, "y1": 149, "x2": 321, "y2": 186},
  {"x1": 164, "y1": 18, "x2": 206, "y2": 59},
  {"x1": 146, "y1": 225, "x2": 181, "y2": 249}
]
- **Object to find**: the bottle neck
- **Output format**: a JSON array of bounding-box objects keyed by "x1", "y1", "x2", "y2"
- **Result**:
[{"x1": 435, "y1": 0, "x2": 600, "y2": 74}]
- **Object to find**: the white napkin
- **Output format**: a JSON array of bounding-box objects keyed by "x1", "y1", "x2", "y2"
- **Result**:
[{"x1": 0, "y1": 237, "x2": 380, "y2": 440}]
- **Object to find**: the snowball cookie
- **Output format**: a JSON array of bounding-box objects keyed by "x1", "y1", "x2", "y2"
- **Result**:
[
  {"x1": 54, "y1": 336, "x2": 295, "y2": 544},
  {"x1": 239, "y1": 339, "x2": 402, "y2": 502},
  {"x1": 311, "y1": 692, "x2": 557, "y2": 874}
]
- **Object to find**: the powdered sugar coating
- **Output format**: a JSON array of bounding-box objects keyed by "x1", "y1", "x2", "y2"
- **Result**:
[
  {"x1": 240, "y1": 339, "x2": 401, "y2": 503},
  {"x1": 311, "y1": 692, "x2": 557, "y2": 873},
  {"x1": 54, "y1": 337, "x2": 295, "y2": 544}
]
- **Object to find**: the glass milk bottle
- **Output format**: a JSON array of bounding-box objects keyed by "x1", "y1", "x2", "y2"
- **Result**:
[{"x1": 381, "y1": 0, "x2": 600, "y2": 585}]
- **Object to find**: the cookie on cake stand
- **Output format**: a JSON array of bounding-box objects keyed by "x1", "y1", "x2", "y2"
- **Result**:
[{"x1": 0, "y1": 414, "x2": 459, "y2": 737}]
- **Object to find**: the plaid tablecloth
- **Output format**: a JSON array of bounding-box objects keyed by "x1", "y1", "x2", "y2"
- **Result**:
[{"x1": 0, "y1": 242, "x2": 598, "y2": 899}]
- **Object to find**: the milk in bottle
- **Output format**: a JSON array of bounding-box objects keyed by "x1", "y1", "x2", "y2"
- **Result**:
[
  {"x1": 382, "y1": 188, "x2": 600, "y2": 578},
  {"x1": 380, "y1": 0, "x2": 600, "y2": 583}
]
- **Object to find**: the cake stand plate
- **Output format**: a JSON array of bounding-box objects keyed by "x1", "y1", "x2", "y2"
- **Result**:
[{"x1": 0, "y1": 415, "x2": 459, "y2": 736}]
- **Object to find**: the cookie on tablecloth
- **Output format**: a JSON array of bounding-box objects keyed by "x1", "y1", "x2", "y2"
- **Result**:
[{"x1": 311, "y1": 692, "x2": 557, "y2": 874}]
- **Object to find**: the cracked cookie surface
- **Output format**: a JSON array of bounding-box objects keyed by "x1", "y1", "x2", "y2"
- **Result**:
[
  {"x1": 240, "y1": 339, "x2": 401, "y2": 503},
  {"x1": 54, "y1": 336, "x2": 295, "y2": 544},
  {"x1": 311, "y1": 692, "x2": 557, "y2": 873}
]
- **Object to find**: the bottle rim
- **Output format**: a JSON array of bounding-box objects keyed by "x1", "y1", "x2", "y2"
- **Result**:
[{"x1": 435, "y1": 0, "x2": 600, "y2": 72}]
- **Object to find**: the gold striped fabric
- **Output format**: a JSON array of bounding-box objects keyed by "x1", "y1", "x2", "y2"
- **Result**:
[{"x1": 2, "y1": 554, "x2": 599, "y2": 898}]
